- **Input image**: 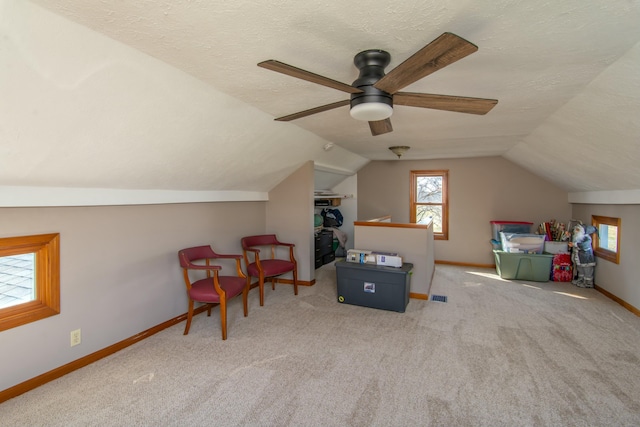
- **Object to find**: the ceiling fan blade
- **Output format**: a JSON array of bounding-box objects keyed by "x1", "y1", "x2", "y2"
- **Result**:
[
  {"x1": 259, "y1": 60, "x2": 363, "y2": 94},
  {"x1": 375, "y1": 33, "x2": 478, "y2": 94},
  {"x1": 369, "y1": 119, "x2": 393, "y2": 136},
  {"x1": 394, "y1": 92, "x2": 498, "y2": 115},
  {"x1": 274, "y1": 100, "x2": 350, "y2": 121}
]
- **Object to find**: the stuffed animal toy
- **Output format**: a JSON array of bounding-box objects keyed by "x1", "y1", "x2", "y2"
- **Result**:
[{"x1": 568, "y1": 224, "x2": 597, "y2": 287}]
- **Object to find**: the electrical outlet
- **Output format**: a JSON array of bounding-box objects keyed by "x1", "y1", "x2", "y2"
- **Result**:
[{"x1": 70, "y1": 329, "x2": 81, "y2": 347}]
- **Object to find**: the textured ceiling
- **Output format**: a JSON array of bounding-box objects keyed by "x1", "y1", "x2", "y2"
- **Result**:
[{"x1": 14, "y1": 0, "x2": 640, "y2": 192}]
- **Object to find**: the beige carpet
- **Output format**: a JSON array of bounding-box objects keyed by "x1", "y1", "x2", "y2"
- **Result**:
[{"x1": 2, "y1": 263, "x2": 640, "y2": 426}]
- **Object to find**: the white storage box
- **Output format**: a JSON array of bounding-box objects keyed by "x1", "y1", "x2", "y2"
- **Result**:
[
  {"x1": 500, "y1": 232, "x2": 545, "y2": 254},
  {"x1": 346, "y1": 249, "x2": 375, "y2": 264},
  {"x1": 374, "y1": 252, "x2": 403, "y2": 267}
]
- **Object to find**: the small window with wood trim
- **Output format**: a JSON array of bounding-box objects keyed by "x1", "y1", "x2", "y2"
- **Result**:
[
  {"x1": 410, "y1": 170, "x2": 449, "y2": 240},
  {"x1": 592, "y1": 215, "x2": 620, "y2": 264},
  {"x1": 0, "y1": 233, "x2": 60, "y2": 332}
]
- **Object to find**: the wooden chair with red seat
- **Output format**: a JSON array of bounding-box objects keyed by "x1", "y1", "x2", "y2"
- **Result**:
[
  {"x1": 241, "y1": 234, "x2": 298, "y2": 306},
  {"x1": 178, "y1": 245, "x2": 249, "y2": 340}
]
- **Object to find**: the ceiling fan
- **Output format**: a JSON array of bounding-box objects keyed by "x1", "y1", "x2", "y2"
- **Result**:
[{"x1": 258, "y1": 32, "x2": 498, "y2": 136}]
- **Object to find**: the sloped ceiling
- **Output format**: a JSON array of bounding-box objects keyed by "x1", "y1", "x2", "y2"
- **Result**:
[{"x1": 4, "y1": 0, "x2": 640, "y2": 195}]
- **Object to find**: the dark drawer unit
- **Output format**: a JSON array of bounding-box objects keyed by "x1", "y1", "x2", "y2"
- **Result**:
[
  {"x1": 315, "y1": 230, "x2": 334, "y2": 269},
  {"x1": 323, "y1": 251, "x2": 335, "y2": 264}
]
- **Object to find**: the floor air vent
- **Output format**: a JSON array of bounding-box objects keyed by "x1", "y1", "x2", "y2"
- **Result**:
[{"x1": 431, "y1": 295, "x2": 448, "y2": 303}]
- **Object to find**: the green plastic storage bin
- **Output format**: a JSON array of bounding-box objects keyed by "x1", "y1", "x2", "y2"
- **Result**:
[{"x1": 493, "y1": 250, "x2": 553, "y2": 282}]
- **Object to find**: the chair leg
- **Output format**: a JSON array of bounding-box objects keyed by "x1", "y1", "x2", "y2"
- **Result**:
[
  {"x1": 206, "y1": 304, "x2": 212, "y2": 316},
  {"x1": 258, "y1": 273, "x2": 265, "y2": 306},
  {"x1": 271, "y1": 277, "x2": 276, "y2": 290},
  {"x1": 184, "y1": 299, "x2": 194, "y2": 335},
  {"x1": 242, "y1": 283, "x2": 249, "y2": 317},
  {"x1": 293, "y1": 269, "x2": 298, "y2": 296},
  {"x1": 219, "y1": 296, "x2": 227, "y2": 340}
]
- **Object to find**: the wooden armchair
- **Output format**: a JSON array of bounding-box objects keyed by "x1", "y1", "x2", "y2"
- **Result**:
[
  {"x1": 178, "y1": 245, "x2": 249, "y2": 340},
  {"x1": 241, "y1": 234, "x2": 298, "y2": 306}
]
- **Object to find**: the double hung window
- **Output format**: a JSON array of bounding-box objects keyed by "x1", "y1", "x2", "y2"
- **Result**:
[{"x1": 410, "y1": 170, "x2": 448, "y2": 240}]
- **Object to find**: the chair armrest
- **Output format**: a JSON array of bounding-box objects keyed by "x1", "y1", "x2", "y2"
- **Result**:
[
  {"x1": 243, "y1": 248, "x2": 260, "y2": 261},
  {"x1": 204, "y1": 255, "x2": 245, "y2": 278},
  {"x1": 273, "y1": 242, "x2": 295, "y2": 263},
  {"x1": 287, "y1": 245, "x2": 297, "y2": 263},
  {"x1": 242, "y1": 247, "x2": 261, "y2": 268},
  {"x1": 211, "y1": 254, "x2": 243, "y2": 260},
  {"x1": 185, "y1": 263, "x2": 221, "y2": 271},
  {"x1": 277, "y1": 242, "x2": 296, "y2": 263},
  {"x1": 219, "y1": 256, "x2": 247, "y2": 279}
]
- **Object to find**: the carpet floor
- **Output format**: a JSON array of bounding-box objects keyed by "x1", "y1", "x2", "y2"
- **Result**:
[{"x1": 1, "y1": 263, "x2": 639, "y2": 426}]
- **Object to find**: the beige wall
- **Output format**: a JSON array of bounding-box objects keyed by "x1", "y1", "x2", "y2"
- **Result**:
[
  {"x1": 267, "y1": 161, "x2": 315, "y2": 282},
  {"x1": 571, "y1": 203, "x2": 640, "y2": 310},
  {"x1": 329, "y1": 174, "x2": 358, "y2": 252},
  {"x1": 357, "y1": 157, "x2": 571, "y2": 265},
  {"x1": 0, "y1": 202, "x2": 264, "y2": 391}
]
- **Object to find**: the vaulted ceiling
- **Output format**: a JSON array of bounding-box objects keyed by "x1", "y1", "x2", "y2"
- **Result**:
[{"x1": 4, "y1": 0, "x2": 640, "y2": 195}]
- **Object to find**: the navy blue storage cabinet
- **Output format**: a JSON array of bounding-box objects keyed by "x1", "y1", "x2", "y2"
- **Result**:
[{"x1": 335, "y1": 261, "x2": 413, "y2": 312}]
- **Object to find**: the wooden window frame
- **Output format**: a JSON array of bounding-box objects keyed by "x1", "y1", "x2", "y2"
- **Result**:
[
  {"x1": 410, "y1": 170, "x2": 449, "y2": 240},
  {"x1": 591, "y1": 215, "x2": 620, "y2": 264},
  {"x1": 0, "y1": 233, "x2": 60, "y2": 332}
]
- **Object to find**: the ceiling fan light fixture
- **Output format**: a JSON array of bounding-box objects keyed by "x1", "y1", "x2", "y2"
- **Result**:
[
  {"x1": 260, "y1": 33, "x2": 497, "y2": 136},
  {"x1": 349, "y1": 102, "x2": 393, "y2": 121}
]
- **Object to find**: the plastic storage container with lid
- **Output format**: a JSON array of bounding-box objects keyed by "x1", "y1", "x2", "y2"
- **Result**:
[
  {"x1": 500, "y1": 232, "x2": 545, "y2": 254},
  {"x1": 490, "y1": 221, "x2": 533, "y2": 242}
]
